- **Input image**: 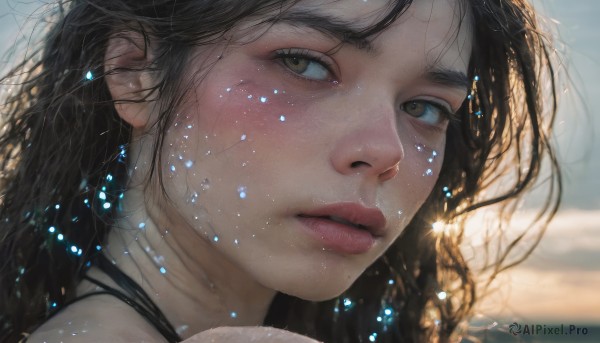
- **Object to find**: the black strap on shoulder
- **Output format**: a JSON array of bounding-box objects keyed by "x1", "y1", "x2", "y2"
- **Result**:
[{"x1": 87, "y1": 254, "x2": 182, "y2": 342}]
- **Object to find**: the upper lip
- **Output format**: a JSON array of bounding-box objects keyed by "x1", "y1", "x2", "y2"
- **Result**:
[{"x1": 298, "y1": 202, "x2": 387, "y2": 237}]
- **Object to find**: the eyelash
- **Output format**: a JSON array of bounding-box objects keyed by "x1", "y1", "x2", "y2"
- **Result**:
[{"x1": 273, "y1": 48, "x2": 336, "y2": 82}]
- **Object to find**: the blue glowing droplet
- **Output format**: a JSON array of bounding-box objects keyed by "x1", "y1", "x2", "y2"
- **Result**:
[
  {"x1": 424, "y1": 169, "x2": 433, "y2": 176},
  {"x1": 377, "y1": 316, "x2": 383, "y2": 322},
  {"x1": 98, "y1": 192, "x2": 107, "y2": 200},
  {"x1": 437, "y1": 291, "x2": 447, "y2": 300},
  {"x1": 234, "y1": 239, "x2": 239, "y2": 245},
  {"x1": 226, "y1": 87, "x2": 232, "y2": 92},
  {"x1": 388, "y1": 279, "x2": 394, "y2": 285},
  {"x1": 230, "y1": 312, "x2": 238, "y2": 318},
  {"x1": 474, "y1": 75, "x2": 480, "y2": 81},
  {"x1": 384, "y1": 308, "x2": 393, "y2": 316},
  {"x1": 85, "y1": 71, "x2": 93, "y2": 81},
  {"x1": 159, "y1": 267, "x2": 167, "y2": 274},
  {"x1": 213, "y1": 235, "x2": 220, "y2": 243},
  {"x1": 237, "y1": 186, "x2": 247, "y2": 199},
  {"x1": 51, "y1": 302, "x2": 58, "y2": 308},
  {"x1": 48, "y1": 226, "x2": 56, "y2": 233},
  {"x1": 84, "y1": 199, "x2": 89, "y2": 205},
  {"x1": 279, "y1": 115, "x2": 286, "y2": 122},
  {"x1": 103, "y1": 202, "x2": 111, "y2": 209},
  {"x1": 55, "y1": 204, "x2": 60, "y2": 210},
  {"x1": 138, "y1": 222, "x2": 146, "y2": 229},
  {"x1": 260, "y1": 96, "x2": 268, "y2": 103},
  {"x1": 96, "y1": 245, "x2": 102, "y2": 251},
  {"x1": 106, "y1": 174, "x2": 113, "y2": 182},
  {"x1": 369, "y1": 333, "x2": 378, "y2": 342},
  {"x1": 343, "y1": 298, "x2": 352, "y2": 307},
  {"x1": 170, "y1": 165, "x2": 176, "y2": 172},
  {"x1": 77, "y1": 249, "x2": 83, "y2": 256},
  {"x1": 57, "y1": 234, "x2": 64, "y2": 241},
  {"x1": 187, "y1": 124, "x2": 193, "y2": 129},
  {"x1": 240, "y1": 134, "x2": 247, "y2": 141},
  {"x1": 101, "y1": 186, "x2": 106, "y2": 192},
  {"x1": 247, "y1": 95, "x2": 253, "y2": 99},
  {"x1": 185, "y1": 160, "x2": 194, "y2": 168},
  {"x1": 71, "y1": 246, "x2": 78, "y2": 253}
]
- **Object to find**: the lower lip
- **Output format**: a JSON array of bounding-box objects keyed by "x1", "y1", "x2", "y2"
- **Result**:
[{"x1": 296, "y1": 216, "x2": 375, "y2": 254}]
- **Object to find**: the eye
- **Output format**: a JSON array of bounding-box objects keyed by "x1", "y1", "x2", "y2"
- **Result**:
[
  {"x1": 401, "y1": 100, "x2": 452, "y2": 126},
  {"x1": 275, "y1": 48, "x2": 334, "y2": 81}
]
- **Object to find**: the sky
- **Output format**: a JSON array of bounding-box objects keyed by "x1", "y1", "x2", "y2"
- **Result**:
[{"x1": 1, "y1": 0, "x2": 599, "y2": 332}]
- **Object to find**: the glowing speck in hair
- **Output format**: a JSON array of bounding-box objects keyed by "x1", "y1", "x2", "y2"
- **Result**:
[
  {"x1": 237, "y1": 186, "x2": 247, "y2": 199},
  {"x1": 213, "y1": 235, "x2": 220, "y2": 243},
  {"x1": 103, "y1": 203, "x2": 111, "y2": 209},
  {"x1": 474, "y1": 75, "x2": 480, "y2": 81},
  {"x1": 170, "y1": 165, "x2": 176, "y2": 172},
  {"x1": 437, "y1": 291, "x2": 447, "y2": 300},
  {"x1": 343, "y1": 298, "x2": 352, "y2": 308},
  {"x1": 57, "y1": 234, "x2": 64, "y2": 241},
  {"x1": 159, "y1": 267, "x2": 167, "y2": 274},
  {"x1": 48, "y1": 226, "x2": 56, "y2": 233},
  {"x1": 96, "y1": 245, "x2": 102, "y2": 251},
  {"x1": 185, "y1": 160, "x2": 194, "y2": 168},
  {"x1": 240, "y1": 134, "x2": 247, "y2": 141},
  {"x1": 55, "y1": 204, "x2": 60, "y2": 210},
  {"x1": 423, "y1": 169, "x2": 433, "y2": 176},
  {"x1": 85, "y1": 71, "x2": 93, "y2": 80},
  {"x1": 230, "y1": 311, "x2": 238, "y2": 318},
  {"x1": 260, "y1": 96, "x2": 268, "y2": 103},
  {"x1": 377, "y1": 316, "x2": 382, "y2": 322},
  {"x1": 70, "y1": 246, "x2": 78, "y2": 253},
  {"x1": 384, "y1": 308, "x2": 393, "y2": 316},
  {"x1": 432, "y1": 221, "x2": 444, "y2": 234},
  {"x1": 77, "y1": 249, "x2": 83, "y2": 256},
  {"x1": 279, "y1": 115, "x2": 286, "y2": 122},
  {"x1": 51, "y1": 302, "x2": 58, "y2": 308},
  {"x1": 369, "y1": 333, "x2": 377, "y2": 342},
  {"x1": 388, "y1": 279, "x2": 394, "y2": 285},
  {"x1": 106, "y1": 174, "x2": 113, "y2": 182},
  {"x1": 98, "y1": 192, "x2": 107, "y2": 200},
  {"x1": 84, "y1": 199, "x2": 89, "y2": 205}
]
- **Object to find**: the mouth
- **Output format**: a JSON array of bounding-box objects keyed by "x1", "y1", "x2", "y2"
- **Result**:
[{"x1": 294, "y1": 203, "x2": 387, "y2": 255}]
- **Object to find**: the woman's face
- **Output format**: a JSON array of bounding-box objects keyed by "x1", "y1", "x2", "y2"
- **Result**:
[{"x1": 144, "y1": 0, "x2": 471, "y2": 300}]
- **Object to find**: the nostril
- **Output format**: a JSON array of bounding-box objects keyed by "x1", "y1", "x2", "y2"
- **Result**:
[{"x1": 350, "y1": 161, "x2": 370, "y2": 168}]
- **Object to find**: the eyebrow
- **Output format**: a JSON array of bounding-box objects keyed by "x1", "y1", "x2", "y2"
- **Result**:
[
  {"x1": 270, "y1": 9, "x2": 377, "y2": 53},
  {"x1": 426, "y1": 68, "x2": 470, "y2": 90}
]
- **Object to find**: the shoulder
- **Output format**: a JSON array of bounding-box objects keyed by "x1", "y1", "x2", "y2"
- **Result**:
[{"x1": 27, "y1": 294, "x2": 168, "y2": 343}]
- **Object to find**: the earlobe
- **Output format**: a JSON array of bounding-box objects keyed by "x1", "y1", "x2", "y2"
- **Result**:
[{"x1": 104, "y1": 31, "x2": 155, "y2": 128}]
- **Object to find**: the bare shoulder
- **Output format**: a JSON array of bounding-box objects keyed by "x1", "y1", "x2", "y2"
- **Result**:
[{"x1": 27, "y1": 294, "x2": 168, "y2": 343}]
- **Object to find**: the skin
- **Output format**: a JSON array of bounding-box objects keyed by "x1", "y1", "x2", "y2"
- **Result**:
[{"x1": 29, "y1": 0, "x2": 472, "y2": 341}]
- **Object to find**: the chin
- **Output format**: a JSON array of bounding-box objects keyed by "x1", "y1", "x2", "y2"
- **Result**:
[{"x1": 275, "y1": 271, "x2": 361, "y2": 302}]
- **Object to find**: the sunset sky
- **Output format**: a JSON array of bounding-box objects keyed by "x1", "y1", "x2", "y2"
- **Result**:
[{"x1": 1, "y1": 0, "x2": 599, "y2": 331}]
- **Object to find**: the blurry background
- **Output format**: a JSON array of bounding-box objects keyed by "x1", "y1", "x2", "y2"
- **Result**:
[{"x1": 1, "y1": 0, "x2": 599, "y2": 342}]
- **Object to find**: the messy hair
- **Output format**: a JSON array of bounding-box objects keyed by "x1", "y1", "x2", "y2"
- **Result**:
[{"x1": 0, "y1": 0, "x2": 560, "y2": 342}]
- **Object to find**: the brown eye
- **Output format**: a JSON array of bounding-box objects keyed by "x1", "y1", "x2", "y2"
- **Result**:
[
  {"x1": 283, "y1": 56, "x2": 310, "y2": 74},
  {"x1": 400, "y1": 100, "x2": 451, "y2": 125}
]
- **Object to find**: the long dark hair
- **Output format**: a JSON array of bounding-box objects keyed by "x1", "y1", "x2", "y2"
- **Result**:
[{"x1": 0, "y1": 0, "x2": 561, "y2": 342}]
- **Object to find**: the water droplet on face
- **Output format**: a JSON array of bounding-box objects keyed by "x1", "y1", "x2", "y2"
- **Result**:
[
  {"x1": 273, "y1": 89, "x2": 279, "y2": 94},
  {"x1": 237, "y1": 186, "x2": 247, "y2": 199},
  {"x1": 226, "y1": 87, "x2": 232, "y2": 92},
  {"x1": 230, "y1": 311, "x2": 238, "y2": 318},
  {"x1": 279, "y1": 115, "x2": 286, "y2": 122},
  {"x1": 415, "y1": 144, "x2": 425, "y2": 153},
  {"x1": 159, "y1": 267, "x2": 167, "y2": 274},
  {"x1": 170, "y1": 165, "x2": 176, "y2": 173},
  {"x1": 185, "y1": 160, "x2": 194, "y2": 168},
  {"x1": 247, "y1": 95, "x2": 253, "y2": 100},
  {"x1": 213, "y1": 235, "x2": 220, "y2": 243},
  {"x1": 234, "y1": 239, "x2": 239, "y2": 245},
  {"x1": 201, "y1": 178, "x2": 210, "y2": 191},
  {"x1": 240, "y1": 134, "x2": 247, "y2": 141},
  {"x1": 190, "y1": 192, "x2": 199, "y2": 203},
  {"x1": 423, "y1": 169, "x2": 433, "y2": 177}
]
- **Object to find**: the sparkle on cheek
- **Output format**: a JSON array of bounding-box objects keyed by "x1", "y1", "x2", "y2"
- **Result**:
[{"x1": 237, "y1": 186, "x2": 247, "y2": 199}]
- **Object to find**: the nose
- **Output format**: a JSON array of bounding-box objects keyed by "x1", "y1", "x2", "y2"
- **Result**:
[{"x1": 329, "y1": 108, "x2": 404, "y2": 182}]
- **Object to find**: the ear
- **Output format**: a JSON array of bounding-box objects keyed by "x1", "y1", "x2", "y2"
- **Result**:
[{"x1": 104, "y1": 31, "x2": 156, "y2": 128}]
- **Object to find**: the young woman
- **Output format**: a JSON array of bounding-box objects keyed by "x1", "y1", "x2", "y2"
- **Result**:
[{"x1": 0, "y1": 0, "x2": 561, "y2": 342}]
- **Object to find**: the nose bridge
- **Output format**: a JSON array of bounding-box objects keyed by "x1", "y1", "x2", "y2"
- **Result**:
[{"x1": 329, "y1": 90, "x2": 404, "y2": 180}]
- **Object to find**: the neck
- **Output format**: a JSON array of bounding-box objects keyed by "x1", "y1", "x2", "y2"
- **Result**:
[{"x1": 89, "y1": 185, "x2": 276, "y2": 339}]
